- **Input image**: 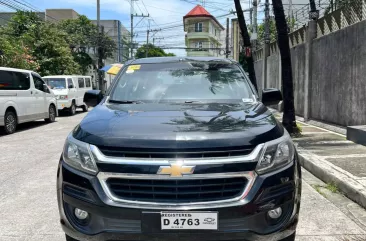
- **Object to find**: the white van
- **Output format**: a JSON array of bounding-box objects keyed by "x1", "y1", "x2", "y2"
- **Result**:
[
  {"x1": 0, "y1": 67, "x2": 58, "y2": 134},
  {"x1": 43, "y1": 75, "x2": 92, "y2": 115}
]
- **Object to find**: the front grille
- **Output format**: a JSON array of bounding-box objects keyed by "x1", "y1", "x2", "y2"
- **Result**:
[
  {"x1": 106, "y1": 177, "x2": 248, "y2": 203},
  {"x1": 97, "y1": 146, "x2": 254, "y2": 159}
]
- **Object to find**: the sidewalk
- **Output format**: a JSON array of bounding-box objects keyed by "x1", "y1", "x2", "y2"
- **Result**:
[{"x1": 272, "y1": 110, "x2": 366, "y2": 209}]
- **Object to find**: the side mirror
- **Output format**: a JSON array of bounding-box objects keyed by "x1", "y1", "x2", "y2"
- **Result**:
[
  {"x1": 43, "y1": 84, "x2": 50, "y2": 93},
  {"x1": 68, "y1": 84, "x2": 74, "y2": 89},
  {"x1": 84, "y1": 90, "x2": 104, "y2": 107},
  {"x1": 261, "y1": 88, "x2": 283, "y2": 106}
]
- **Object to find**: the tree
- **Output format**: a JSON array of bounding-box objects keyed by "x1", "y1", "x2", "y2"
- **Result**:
[
  {"x1": 272, "y1": 0, "x2": 299, "y2": 134},
  {"x1": 0, "y1": 38, "x2": 39, "y2": 70},
  {"x1": 1, "y1": 11, "x2": 80, "y2": 75},
  {"x1": 257, "y1": 18, "x2": 277, "y2": 43},
  {"x1": 234, "y1": 0, "x2": 258, "y2": 91},
  {"x1": 135, "y1": 44, "x2": 176, "y2": 59},
  {"x1": 58, "y1": 15, "x2": 116, "y2": 74}
]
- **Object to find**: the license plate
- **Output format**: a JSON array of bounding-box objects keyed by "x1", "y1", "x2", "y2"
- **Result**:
[{"x1": 161, "y1": 212, "x2": 218, "y2": 230}]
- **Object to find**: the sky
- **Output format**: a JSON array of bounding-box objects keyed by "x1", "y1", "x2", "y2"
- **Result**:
[{"x1": 0, "y1": 0, "x2": 316, "y2": 56}]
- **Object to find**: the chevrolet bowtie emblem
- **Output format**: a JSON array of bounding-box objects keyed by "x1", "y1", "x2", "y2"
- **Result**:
[{"x1": 157, "y1": 163, "x2": 195, "y2": 177}]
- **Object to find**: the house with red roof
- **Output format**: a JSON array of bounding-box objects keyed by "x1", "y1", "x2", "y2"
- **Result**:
[{"x1": 183, "y1": 5, "x2": 225, "y2": 57}]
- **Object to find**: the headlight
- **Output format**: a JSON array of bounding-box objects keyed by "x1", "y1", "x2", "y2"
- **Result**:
[
  {"x1": 60, "y1": 95, "x2": 68, "y2": 100},
  {"x1": 63, "y1": 134, "x2": 98, "y2": 174},
  {"x1": 56, "y1": 95, "x2": 60, "y2": 100},
  {"x1": 256, "y1": 130, "x2": 295, "y2": 174}
]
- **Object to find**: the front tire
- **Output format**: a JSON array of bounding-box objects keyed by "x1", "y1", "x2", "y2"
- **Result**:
[
  {"x1": 4, "y1": 111, "x2": 17, "y2": 134},
  {"x1": 69, "y1": 102, "x2": 76, "y2": 116},
  {"x1": 65, "y1": 234, "x2": 79, "y2": 241},
  {"x1": 45, "y1": 105, "x2": 56, "y2": 123}
]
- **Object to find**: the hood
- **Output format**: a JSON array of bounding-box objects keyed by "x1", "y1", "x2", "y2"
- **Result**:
[
  {"x1": 73, "y1": 102, "x2": 284, "y2": 149},
  {"x1": 51, "y1": 89, "x2": 68, "y2": 95}
]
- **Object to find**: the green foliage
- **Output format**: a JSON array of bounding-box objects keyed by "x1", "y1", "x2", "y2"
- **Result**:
[
  {"x1": 0, "y1": 12, "x2": 117, "y2": 76},
  {"x1": 135, "y1": 44, "x2": 176, "y2": 59},
  {"x1": 257, "y1": 18, "x2": 277, "y2": 43},
  {"x1": 0, "y1": 38, "x2": 39, "y2": 70},
  {"x1": 58, "y1": 15, "x2": 116, "y2": 74},
  {"x1": 58, "y1": 15, "x2": 97, "y2": 48}
]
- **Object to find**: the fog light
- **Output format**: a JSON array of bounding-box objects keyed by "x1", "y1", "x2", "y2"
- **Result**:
[
  {"x1": 74, "y1": 208, "x2": 88, "y2": 220},
  {"x1": 268, "y1": 207, "x2": 282, "y2": 219}
]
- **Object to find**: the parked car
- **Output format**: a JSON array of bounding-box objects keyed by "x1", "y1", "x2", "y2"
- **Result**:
[
  {"x1": 43, "y1": 75, "x2": 92, "y2": 115},
  {"x1": 57, "y1": 57, "x2": 301, "y2": 241},
  {"x1": 0, "y1": 67, "x2": 57, "y2": 134}
]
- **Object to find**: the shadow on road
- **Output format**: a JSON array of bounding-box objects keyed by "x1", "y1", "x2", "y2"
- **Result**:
[
  {"x1": 0, "y1": 121, "x2": 49, "y2": 136},
  {"x1": 0, "y1": 110, "x2": 85, "y2": 136}
]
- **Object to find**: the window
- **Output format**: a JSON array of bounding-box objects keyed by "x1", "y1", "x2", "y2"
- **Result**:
[
  {"x1": 110, "y1": 62, "x2": 254, "y2": 103},
  {"x1": 85, "y1": 78, "x2": 91, "y2": 87},
  {"x1": 67, "y1": 78, "x2": 73, "y2": 88},
  {"x1": 0, "y1": 70, "x2": 30, "y2": 90},
  {"x1": 215, "y1": 29, "x2": 217, "y2": 36},
  {"x1": 78, "y1": 78, "x2": 85, "y2": 88},
  {"x1": 32, "y1": 74, "x2": 46, "y2": 92},
  {"x1": 44, "y1": 78, "x2": 67, "y2": 89},
  {"x1": 195, "y1": 41, "x2": 203, "y2": 49},
  {"x1": 195, "y1": 22, "x2": 203, "y2": 32}
]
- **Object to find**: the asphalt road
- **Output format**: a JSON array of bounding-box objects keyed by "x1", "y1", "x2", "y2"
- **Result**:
[{"x1": 0, "y1": 111, "x2": 366, "y2": 241}]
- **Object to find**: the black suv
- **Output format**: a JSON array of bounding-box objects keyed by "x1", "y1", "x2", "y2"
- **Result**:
[{"x1": 57, "y1": 57, "x2": 301, "y2": 241}]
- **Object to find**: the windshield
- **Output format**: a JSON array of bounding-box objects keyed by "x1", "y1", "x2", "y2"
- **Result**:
[
  {"x1": 110, "y1": 61, "x2": 255, "y2": 103},
  {"x1": 44, "y1": 78, "x2": 66, "y2": 89}
]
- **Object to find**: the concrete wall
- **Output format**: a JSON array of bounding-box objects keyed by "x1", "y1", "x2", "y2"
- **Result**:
[
  {"x1": 254, "y1": 60, "x2": 263, "y2": 94},
  {"x1": 255, "y1": 19, "x2": 366, "y2": 127},
  {"x1": 310, "y1": 20, "x2": 366, "y2": 126},
  {"x1": 291, "y1": 43, "x2": 306, "y2": 116}
]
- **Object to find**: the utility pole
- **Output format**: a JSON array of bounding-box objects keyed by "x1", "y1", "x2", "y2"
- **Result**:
[
  {"x1": 251, "y1": 0, "x2": 258, "y2": 50},
  {"x1": 96, "y1": 0, "x2": 104, "y2": 93},
  {"x1": 262, "y1": 0, "x2": 270, "y2": 90},
  {"x1": 226, "y1": 18, "x2": 229, "y2": 58},
  {"x1": 98, "y1": 26, "x2": 105, "y2": 94},
  {"x1": 130, "y1": 0, "x2": 135, "y2": 58},
  {"x1": 146, "y1": 19, "x2": 152, "y2": 58},
  {"x1": 130, "y1": 0, "x2": 149, "y2": 59},
  {"x1": 146, "y1": 30, "x2": 150, "y2": 58}
]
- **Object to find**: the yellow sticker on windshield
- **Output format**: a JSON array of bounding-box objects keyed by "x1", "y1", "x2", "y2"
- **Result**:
[{"x1": 127, "y1": 65, "x2": 141, "y2": 71}]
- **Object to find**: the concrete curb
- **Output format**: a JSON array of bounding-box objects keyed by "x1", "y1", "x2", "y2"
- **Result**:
[{"x1": 298, "y1": 149, "x2": 366, "y2": 209}]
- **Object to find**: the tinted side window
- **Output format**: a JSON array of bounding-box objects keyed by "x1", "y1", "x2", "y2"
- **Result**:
[
  {"x1": 85, "y1": 78, "x2": 91, "y2": 87},
  {"x1": 78, "y1": 78, "x2": 85, "y2": 88},
  {"x1": 0, "y1": 70, "x2": 30, "y2": 90},
  {"x1": 33, "y1": 74, "x2": 46, "y2": 92},
  {"x1": 67, "y1": 78, "x2": 73, "y2": 88}
]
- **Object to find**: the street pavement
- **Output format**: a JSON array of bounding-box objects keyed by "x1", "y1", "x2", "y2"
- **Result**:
[{"x1": 0, "y1": 111, "x2": 366, "y2": 241}]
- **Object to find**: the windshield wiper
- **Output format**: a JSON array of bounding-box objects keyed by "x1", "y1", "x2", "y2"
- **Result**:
[{"x1": 109, "y1": 99, "x2": 144, "y2": 104}]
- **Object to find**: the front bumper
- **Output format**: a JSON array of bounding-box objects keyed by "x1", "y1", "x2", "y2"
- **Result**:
[
  {"x1": 57, "y1": 157, "x2": 301, "y2": 241},
  {"x1": 57, "y1": 99, "x2": 72, "y2": 110},
  {"x1": 0, "y1": 116, "x2": 4, "y2": 126}
]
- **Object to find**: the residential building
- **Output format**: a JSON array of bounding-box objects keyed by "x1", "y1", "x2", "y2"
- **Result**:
[
  {"x1": 231, "y1": 18, "x2": 243, "y2": 62},
  {"x1": 45, "y1": 9, "x2": 79, "y2": 22},
  {"x1": 183, "y1": 5, "x2": 225, "y2": 57}
]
